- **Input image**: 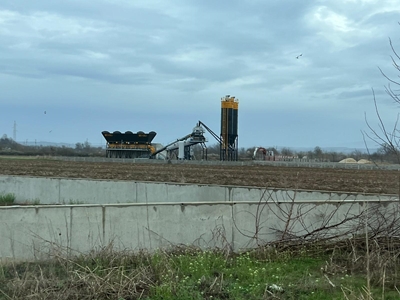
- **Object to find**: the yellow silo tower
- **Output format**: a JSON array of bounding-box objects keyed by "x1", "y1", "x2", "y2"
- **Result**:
[{"x1": 220, "y1": 95, "x2": 239, "y2": 161}]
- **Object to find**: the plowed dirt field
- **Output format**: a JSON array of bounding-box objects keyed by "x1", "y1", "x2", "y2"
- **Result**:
[{"x1": 0, "y1": 158, "x2": 398, "y2": 194}]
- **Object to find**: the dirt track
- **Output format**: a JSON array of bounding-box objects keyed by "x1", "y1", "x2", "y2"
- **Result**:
[{"x1": 0, "y1": 158, "x2": 398, "y2": 195}]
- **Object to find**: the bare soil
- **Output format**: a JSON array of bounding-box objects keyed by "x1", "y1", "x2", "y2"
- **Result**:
[{"x1": 0, "y1": 158, "x2": 398, "y2": 194}]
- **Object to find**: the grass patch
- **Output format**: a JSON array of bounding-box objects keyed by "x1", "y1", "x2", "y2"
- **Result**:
[
  {"x1": 64, "y1": 199, "x2": 85, "y2": 205},
  {"x1": 0, "y1": 193, "x2": 15, "y2": 206},
  {"x1": 20, "y1": 199, "x2": 41, "y2": 205},
  {"x1": 0, "y1": 244, "x2": 399, "y2": 300}
]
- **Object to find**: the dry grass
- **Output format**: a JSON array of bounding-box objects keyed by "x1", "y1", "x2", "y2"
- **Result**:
[
  {"x1": 1, "y1": 246, "x2": 155, "y2": 300},
  {"x1": 1, "y1": 237, "x2": 400, "y2": 300}
]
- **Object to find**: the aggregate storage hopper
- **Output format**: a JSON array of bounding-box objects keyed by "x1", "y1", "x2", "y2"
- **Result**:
[{"x1": 102, "y1": 131, "x2": 157, "y2": 158}]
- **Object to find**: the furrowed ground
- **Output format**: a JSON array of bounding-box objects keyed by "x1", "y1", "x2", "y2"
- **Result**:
[{"x1": 0, "y1": 158, "x2": 397, "y2": 194}]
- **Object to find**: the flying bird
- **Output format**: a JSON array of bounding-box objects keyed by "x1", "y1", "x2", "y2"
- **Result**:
[
  {"x1": 44, "y1": 111, "x2": 46, "y2": 114},
  {"x1": 296, "y1": 54, "x2": 303, "y2": 59}
]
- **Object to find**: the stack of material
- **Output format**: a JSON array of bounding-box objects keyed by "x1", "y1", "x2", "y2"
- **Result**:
[
  {"x1": 357, "y1": 159, "x2": 372, "y2": 164},
  {"x1": 339, "y1": 158, "x2": 357, "y2": 163}
]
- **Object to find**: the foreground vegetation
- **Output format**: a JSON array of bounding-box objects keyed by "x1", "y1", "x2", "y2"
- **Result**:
[{"x1": 1, "y1": 241, "x2": 399, "y2": 300}]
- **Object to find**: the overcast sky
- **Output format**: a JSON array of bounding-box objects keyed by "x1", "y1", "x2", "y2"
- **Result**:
[{"x1": 1, "y1": 0, "x2": 400, "y2": 150}]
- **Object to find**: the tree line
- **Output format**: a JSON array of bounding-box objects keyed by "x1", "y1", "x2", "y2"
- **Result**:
[
  {"x1": 0, "y1": 134, "x2": 104, "y2": 157},
  {"x1": 1, "y1": 134, "x2": 397, "y2": 163},
  {"x1": 194, "y1": 144, "x2": 393, "y2": 163}
]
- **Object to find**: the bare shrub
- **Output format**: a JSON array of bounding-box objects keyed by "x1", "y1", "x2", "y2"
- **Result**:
[{"x1": 233, "y1": 185, "x2": 400, "y2": 291}]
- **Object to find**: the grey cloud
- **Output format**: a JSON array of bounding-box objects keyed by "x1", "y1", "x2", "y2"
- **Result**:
[{"x1": 1, "y1": 0, "x2": 400, "y2": 148}]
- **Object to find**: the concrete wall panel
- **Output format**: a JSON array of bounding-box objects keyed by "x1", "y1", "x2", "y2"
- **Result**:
[
  {"x1": 231, "y1": 202, "x2": 283, "y2": 250},
  {"x1": 230, "y1": 187, "x2": 263, "y2": 202},
  {"x1": 165, "y1": 184, "x2": 227, "y2": 203},
  {"x1": 135, "y1": 182, "x2": 167, "y2": 203},
  {"x1": 59, "y1": 179, "x2": 137, "y2": 204},
  {"x1": 0, "y1": 200, "x2": 397, "y2": 261},
  {"x1": 1, "y1": 175, "x2": 396, "y2": 205},
  {"x1": 0, "y1": 206, "x2": 71, "y2": 261},
  {"x1": 104, "y1": 205, "x2": 151, "y2": 250},
  {"x1": 145, "y1": 203, "x2": 233, "y2": 249},
  {"x1": 0, "y1": 176, "x2": 60, "y2": 203},
  {"x1": 103, "y1": 204, "x2": 233, "y2": 250},
  {"x1": 69, "y1": 206, "x2": 104, "y2": 253}
]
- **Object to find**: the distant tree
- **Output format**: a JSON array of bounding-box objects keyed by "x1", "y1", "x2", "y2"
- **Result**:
[
  {"x1": 83, "y1": 140, "x2": 91, "y2": 150},
  {"x1": 370, "y1": 147, "x2": 385, "y2": 163},
  {"x1": 266, "y1": 147, "x2": 279, "y2": 155},
  {"x1": 280, "y1": 147, "x2": 294, "y2": 156},
  {"x1": 349, "y1": 149, "x2": 364, "y2": 161},
  {"x1": 238, "y1": 147, "x2": 247, "y2": 158},
  {"x1": 306, "y1": 150, "x2": 314, "y2": 159},
  {"x1": 241, "y1": 147, "x2": 255, "y2": 159},
  {"x1": 326, "y1": 151, "x2": 346, "y2": 162},
  {"x1": 297, "y1": 151, "x2": 307, "y2": 159},
  {"x1": 313, "y1": 146, "x2": 323, "y2": 160},
  {"x1": 58, "y1": 145, "x2": 75, "y2": 156},
  {"x1": 246, "y1": 146, "x2": 256, "y2": 154},
  {"x1": 191, "y1": 144, "x2": 204, "y2": 159},
  {"x1": 206, "y1": 143, "x2": 220, "y2": 155},
  {"x1": 75, "y1": 142, "x2": 84, "y2": 152}
]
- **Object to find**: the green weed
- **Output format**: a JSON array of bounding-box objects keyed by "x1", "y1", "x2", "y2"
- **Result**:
[
  {"x1": 0, "y1": 193, "x2": 15, "y2": 206},
  {"x1": 29, "y1": 199, "x2": 41, "y2": 205}
]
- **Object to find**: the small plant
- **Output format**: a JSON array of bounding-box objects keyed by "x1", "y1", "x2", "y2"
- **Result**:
[
  {"x1": 17, "y1": 199, "x2": 41, "y2": 206},
  {"x1": 66, "y1": 199, "x2": 84, "y2": 205},
  {"x1": 30, "y1": 199, "x2": 41, "y2": 205},
  {"x1": 0, "y1": 193, "x2": 15, "y2": 206},
  {"x1": 60, "y1": 199, "x2": 85, "y2": 205}
]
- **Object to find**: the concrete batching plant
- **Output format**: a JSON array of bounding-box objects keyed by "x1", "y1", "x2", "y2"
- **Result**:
[
  {"x1": 220, "y1": 95, "x2": 239, "y2": 161},
  {"x1": 150, "y1": 124, "x2": 207, "y2": 160},
  {"x1": 101, "y1": 95, "x2": 239, "y2": 161},
  {"x1": 102, "y1": 124, "x2": 208, "y2": 160},
  {"x1": 101, "y1": 131, "x2": 156, "y2": 158}
]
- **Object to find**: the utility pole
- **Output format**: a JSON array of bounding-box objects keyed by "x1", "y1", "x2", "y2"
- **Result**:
[{"x1": 13, "y1": 121, "x2": 17, "y2": 141}]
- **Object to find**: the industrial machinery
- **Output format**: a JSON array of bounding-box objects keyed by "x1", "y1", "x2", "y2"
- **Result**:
[
  {"x1": 102, "y1": 95, "x2": 239, "y2": 161},
  {"x1": 150, "y1": 123, "x2": 207, "y2": 160},
  {"x1": 101, "y1": 130, "x2": 156, "y2": 158},
  {"x1": 252, "y1": 147, "x2": 275, "y2": 161},
  {"x1": 220, "y1": 95, "x2": 239, "y2": 161}
]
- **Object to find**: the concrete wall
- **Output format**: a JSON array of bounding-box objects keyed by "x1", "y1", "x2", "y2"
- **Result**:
[
  {"x1": 0, "y1": 175, "x2": 396, "y2": 205},
  {"x1": 0, "y1": 200, "x2": 396, "y2": 261}
]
